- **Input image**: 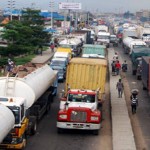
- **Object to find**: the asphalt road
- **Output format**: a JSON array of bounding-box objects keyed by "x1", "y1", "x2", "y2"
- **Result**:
[
  {"x1": 25, "y1": 79, "x2": 112, "y2": 150},
  {"x1": 24, "y1": 42, "x2": 150, "y2": 150}
]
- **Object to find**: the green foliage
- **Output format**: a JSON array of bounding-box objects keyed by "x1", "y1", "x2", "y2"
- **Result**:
[
  {"x1": 0, "y1": 8, "x2": 51, "y2": 60},
  {"x1": 14, "y1": 54, "x2": 35, "y2": 65},
  {"x1": 0, "y1": 57, "x2": 7, "y2": 66}
]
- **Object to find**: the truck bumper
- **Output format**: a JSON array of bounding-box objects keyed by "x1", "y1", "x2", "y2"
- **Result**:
[
  {"x1": 0, "y1": 142, "x2": 25, "y2": 149},
  {"x1": 57, "y1": 122, "x2": 101, "y2": 130}
]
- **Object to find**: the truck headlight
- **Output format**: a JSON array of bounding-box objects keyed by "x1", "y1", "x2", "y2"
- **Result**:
[
  {"x1": 11, "y1": 138, "x2": 17, "y2": 144},
  {"x1": 91, "y1": 116, "x2": 99, "y2": 121},
  {"x1": 59, "y1": 114, "x2": 67, "y2": 119}
]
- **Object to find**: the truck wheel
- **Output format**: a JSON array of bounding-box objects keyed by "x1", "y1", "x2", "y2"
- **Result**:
[
  {"x1": 18, "y1": 134, "x2": 27, "y2": 150},
  {"x1": 143, "y1": 85, "x2": 147, "y2": 90},
  {"x1": 93, "y1": 130, "x2": 99, "y2": 135},
  {"x1": 57, "y1": 128, "x2": 63, "y2": 134},
  {"x1": 132, "y1": 70, "x2": 136, "y2": 75},
  {"x1": 31, "y1": 122, "x2": 37, "y2": 135},
  {"x1": 137, "y1": 76, "x2": 141, "y2": 80},
  {"x1": 46, "y1": 103, "x2": 51, "y2": 113}
]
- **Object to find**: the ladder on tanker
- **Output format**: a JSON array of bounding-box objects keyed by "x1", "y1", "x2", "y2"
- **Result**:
[{"x1": 5, "y1": 72, "x2": 18, "y2": 97}]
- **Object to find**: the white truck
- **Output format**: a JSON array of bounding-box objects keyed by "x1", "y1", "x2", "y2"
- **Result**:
[
  {"x1": 96, "y1": 31, "x2": 110, "y2": 48},
  {"x1": 95, "y1": 25, "x2": 109, "y2": 35},
  {"x1": 0, "y1": 64, "x2": 58, "y2": 149},
  {"x1": 122, "y1": 27, "x2": 138, "y2": 39},
  {"x1": 59, "y1": 37, "x2": 82, "y2": 56},
  {"x1": 123, "y1": 37, "x2": 146, "y2": 54},
  {"x1": 137, "y1": 26, "x2": 150, "y2": 46}
]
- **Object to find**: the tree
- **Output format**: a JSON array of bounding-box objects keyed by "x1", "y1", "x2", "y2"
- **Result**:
[{"x1": 1, "y1": 8, "x2": 51, "y2": 57}]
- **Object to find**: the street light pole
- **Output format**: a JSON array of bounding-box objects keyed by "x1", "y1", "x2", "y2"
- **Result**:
[{"x1": 50, "y1": 0, "x2": 54, "y2": 28}]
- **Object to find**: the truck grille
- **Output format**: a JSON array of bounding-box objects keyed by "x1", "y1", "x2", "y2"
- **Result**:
[{"x1": 70, "y1": 111, "x2": 87, "y2": 122}]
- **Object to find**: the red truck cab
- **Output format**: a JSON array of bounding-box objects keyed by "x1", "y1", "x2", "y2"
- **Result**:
[{"x1": 57, "y1": 89, "x2": 102, "y2": 135}]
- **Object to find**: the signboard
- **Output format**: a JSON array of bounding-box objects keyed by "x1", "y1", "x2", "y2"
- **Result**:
[{"x1": 59, "y1": 2, "x2": 81, "y2": 10}]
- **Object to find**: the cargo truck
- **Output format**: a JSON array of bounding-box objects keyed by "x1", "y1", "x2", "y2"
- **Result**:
[
  {"x1": 82, "y1": 44, "x2": 106, "y2": 58},
  {"x1": 0, "y1": 64, "x2": 58, "y2": 149},
  {"x1": 131, "y1": 48, "x2": 150, "y2": 78},
  {"x1": 141, "y1": 57, "x2": 150, "y2": 95},
  {"x1": 57, "y1": 58, "x2": 107, "y2": 135}
]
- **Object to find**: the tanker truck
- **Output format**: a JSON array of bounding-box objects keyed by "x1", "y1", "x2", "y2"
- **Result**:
[
  {"x1": 57, "y1": 58, "x2": 107, "y2": 135},
  {"x1": 122, "y1": 37, "x2": 146, "y2": 54},
  {"x1": 0, "y1": 63, "x2": 58, "y2": 149}
]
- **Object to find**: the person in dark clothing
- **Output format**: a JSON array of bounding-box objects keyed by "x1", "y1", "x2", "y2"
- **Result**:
[
  {"x1": 116, "y1": 79, "x2": 124, "y2": 98},
  {"x1": 130, "y1": 92, "x2": 138, "y2": 114},
  {"x1": 111, "y1": 60, "x2": 116, "y2": 75},
  {"x1": 50, "y1": 43, "x2": 55, "y2": 52}
]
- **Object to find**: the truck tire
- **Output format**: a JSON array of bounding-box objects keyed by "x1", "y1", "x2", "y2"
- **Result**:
[
  {"x1": 18, "y1": 134, "x2": 27, "y2": 150},
  {"x1": 46, "y1": 103, "x2": 51, "y2": 114},
  {"x1": 29, "y1": 116, "x2": 37, "y2": 135},
  {"x1": 57, "y1": 128, "x2": 63, "y2": 134},
  {"x1": 132, "y1": 70, "x2": 136, "y2": 75},
  {"x1": 93, "y1": 130, "x2": 99, "y2": 135},
  {"x1": 31, "y1": 121, "x2": 37, "y2": 135}
]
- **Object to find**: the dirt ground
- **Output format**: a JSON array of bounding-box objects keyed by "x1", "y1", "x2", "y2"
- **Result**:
[{"x1": 122, "y1": 72, "x2": 147, "y2": 150}]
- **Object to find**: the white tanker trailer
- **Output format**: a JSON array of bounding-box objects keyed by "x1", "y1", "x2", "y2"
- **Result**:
[
  {"x1": 0, "y1": 104, "x2": 15, "y2": 143},
  {"x1": 123, "y1": 37, "x2": 146, "y2": 54},
  {"x1": 0, "y1": 64, "x2": 58, "y2": 149}
]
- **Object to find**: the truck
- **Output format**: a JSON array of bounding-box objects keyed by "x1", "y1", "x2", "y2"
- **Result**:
[
  {"x1": 141, "y1": 56, "x2": 150, "y2": 94},
  {"x1": 0, "y1": 63, "x2": 58, "y2": 149},
  {"x1": 122, "y1": 27, "x2": 138, "y2": 40},
  {"x1": 137, "y1": 25, "x2": 150, "y2": 46},
  {"x1": 96, "y1": 31, "x2": 110, "y2": 48},
  {"x1": 70, "y1": 30, "x2": 93, "y2": 45},
  {"x1": 122, "y1": 37, "x2": 146, "y2": 54},
  {"x1": 57, "y1": 58, "x2": 107, "y2": 135},
  {"x1": 131, "y1": 47, "x2": 150, "y2": 79},
  {"x1": 59, "y1": 37, "x2": 82, "y2": 56},
  {"x1": 82, "y1": 44, "x2": 106, "y2": 58},
  {"x1": 95, "y1": 25, "x2": 109, "y2": 35}
]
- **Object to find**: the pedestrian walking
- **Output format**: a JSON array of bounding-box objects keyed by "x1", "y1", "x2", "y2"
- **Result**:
[
  {"x1": 50, "y1": 43, "x2": 55, "y2": 52},
  {"x1": 130, "y1": 90, "x2": 138, "y2": 114},
  {"x1": 113, "y1": 52, "x2": 119, "y2": 61},
  {"x1": 116, "y1": 79, "x2": 124, "y2": 98},
  {"x1": 111, "y1": 60, "x2": 116, "y2": 75},
  {"x1": 122, "y1": 60, "x2": 128, "y2": 72},
  {"x1": 115, "y1": 60, "x2": 121, "y2": 75}
]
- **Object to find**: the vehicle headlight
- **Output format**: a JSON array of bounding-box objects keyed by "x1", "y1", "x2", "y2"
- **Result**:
[
  {"x1": 59, "y1": 114, "x2": 67, "y2": 119},
  {"x1": 11, "y1": 138, "x2": 17, "y2": 144},
  {"x1": 91, "y1": 116, "x2": 99, "y2": 121}
]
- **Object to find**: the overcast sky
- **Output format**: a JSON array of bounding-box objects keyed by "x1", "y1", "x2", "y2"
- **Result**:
[{"x1": 0, "y1": 0, "x2": 150, "y2": 13}]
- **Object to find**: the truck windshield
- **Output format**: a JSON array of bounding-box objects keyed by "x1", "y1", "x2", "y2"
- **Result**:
[
  {"x1": 133, "y1": 45, "x2": 146, "y2": 49},
  {"x1": 68, "y1": 93, "x2": 95, "y2": 103},
  {"x1": 97, "y1": 35, "x2": 109, "y2": 39},
  {"x1": 8, "y1": 106, "x2": 20, "y2": 124}
]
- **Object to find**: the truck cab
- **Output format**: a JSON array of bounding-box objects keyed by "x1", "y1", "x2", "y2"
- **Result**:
[
  {"x1": 57, "y1": 89, "x2": 101, "y2": 135},
  {"x1": 0, "y1": 97, "x2": 28, "y2": 149},
  {"x1": 97, "y1": 32, "x2": 110, "y2": 48}
]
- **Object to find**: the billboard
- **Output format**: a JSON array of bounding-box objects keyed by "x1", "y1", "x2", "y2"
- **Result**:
[{"x1": 59, "y1": 2, "x2": 81, "y2": 10}]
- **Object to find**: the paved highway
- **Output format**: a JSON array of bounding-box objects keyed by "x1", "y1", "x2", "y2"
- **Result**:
[
  {"x1": 25, "y1": 81, "x2": 112, "y2": 150},
  {"x1": 25, "y1": 43, "x2": 150, "y2": 150}
]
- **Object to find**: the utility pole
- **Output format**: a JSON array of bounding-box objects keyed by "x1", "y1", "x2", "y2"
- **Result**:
[
  {"x1": 49, "y1": 0, "x2": 54, "y2": 28},
  {"x1": 8, "y1": 0, "x2": 15, "y2": 21}
]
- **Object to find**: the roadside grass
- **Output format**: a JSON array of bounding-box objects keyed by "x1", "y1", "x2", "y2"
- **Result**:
[{"x1": 14, "y1": 54, "x2": 35, "y2": 65}]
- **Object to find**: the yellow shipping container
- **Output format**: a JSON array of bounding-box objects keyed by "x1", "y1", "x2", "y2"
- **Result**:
[{"x1": 65, "y1": 58, "x2": 107, "y2": 101}]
